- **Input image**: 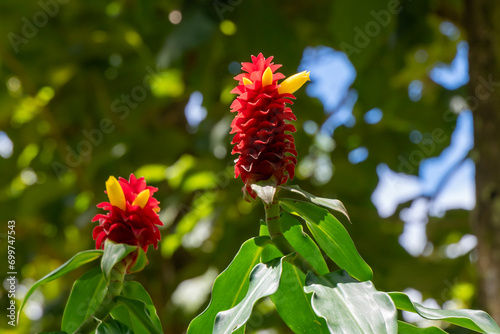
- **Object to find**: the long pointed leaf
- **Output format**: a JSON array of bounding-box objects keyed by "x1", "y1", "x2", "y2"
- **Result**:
[
  {"x1": 281, "y1": 199, "x2": 372, "y2": 281},
  {"x1": 271, "y1": 262, "x2": 329, "y2": 333},
  {"x1": 213, "y1": 257, "x2": 283, "y2": 334},
  {"x1": 280, "y1": 185, "x2": 350, "y2": 222},
  {"x1": 389, "y1": 292, "x2": 500, "y2": 333},
  {"x1": 304, "y1": 270, "x2": 397, "y2": 334},
  {"x1": 62, "y1": 266, "x2": 107, "y2": 333},
  {"x1": 111, "y1": 281, "x2": 163, "y2": 333},
  {"x1": 260, "y1": 213, "x2": 329, "y2": 276},
  {"x1": 397, "y1": 321, "x2": 448, "y2": 333},
  {"x1": 115, "y1": 296, "x2": 162, "y2": 334},
  {"x1": 281, "y1": 211, "x2": 329, "y2": 275},
  {"x1": 18, "y1": 250, "x2": 103, "y2": 318},
  {"x1": 188, "y1": 236, "x2": 270, "y2": 334}
]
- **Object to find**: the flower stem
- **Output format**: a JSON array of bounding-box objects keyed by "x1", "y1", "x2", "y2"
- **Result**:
[
  {"x1": 72, "y1": 260, "x2": 127, "y2": 334},
  {"x1": 264, "y1": 199, "x2": 319, "y2": 276}
]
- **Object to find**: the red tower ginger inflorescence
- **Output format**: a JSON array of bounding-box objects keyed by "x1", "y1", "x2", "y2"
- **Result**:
[
  {"x1": 92, "y1": 174, "x2": 163, "y2": 252},
  {"x1": 230, "y1": 53, "x2": 310, "y2": 198}
]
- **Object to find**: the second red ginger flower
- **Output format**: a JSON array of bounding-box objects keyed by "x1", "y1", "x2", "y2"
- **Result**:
[
  {"x1": 230, "y1": 53, "x2": 310, "y2": 198},
  {"x1": 92, "y1": 174, "x2": 163, "y2": 252}
]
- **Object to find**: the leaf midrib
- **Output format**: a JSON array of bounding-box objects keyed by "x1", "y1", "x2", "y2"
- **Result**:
[
  {"x1": 229, "y1": 247, "x2": 263, "y2": 308},
  {"x1": 223, "y1": 261, "x2": 279, "y2": 333}
]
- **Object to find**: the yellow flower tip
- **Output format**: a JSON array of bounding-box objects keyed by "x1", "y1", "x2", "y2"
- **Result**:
[
  {"x1": 261, "y1": 67, "x2": 273, "y2": 87},
  {"x1": 277, "y1": 70, "x2": 311, "y2": 95},
  {"x1": 132, "y1": 189, "x2": 150, "y2": 209},
  {"x1": 106, "y1": 176, "x2": 126, "y2": 210},
  {"x1": 242, "y1": 77, "x2": 253, "y2": 85}
]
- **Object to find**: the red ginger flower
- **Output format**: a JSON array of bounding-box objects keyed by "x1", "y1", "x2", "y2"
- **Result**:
[
  {"x1": 230, "y1": 53, "x2": 310, "y2": 198},
  {"x1": 92, "y1": 174, "x2": 163, "y2": 252}
]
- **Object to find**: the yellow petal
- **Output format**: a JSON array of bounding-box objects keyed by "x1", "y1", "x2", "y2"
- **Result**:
[
  {"x1": 132, "y1": 189, "x2": 150, "y2": 208},
  {"x1": 242, "y1": 77, "x2": 253, "y2": 85},
  {"x1": 106, "y1": 176, "x2": 126, "y2": 210},
  {"x1": 261, "y1": 67, "x2": 273, "y2": 87},
  {"x1": 278, "y1": 71, "x2": 310, "y2": 94}
]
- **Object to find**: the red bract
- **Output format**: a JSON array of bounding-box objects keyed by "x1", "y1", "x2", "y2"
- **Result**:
[
  {"x1": 230, "y1": 53, "x2": 309, "y2": 198},
  {"x1": 92, "y1": 174, "x2": 162, "y2": 252}
]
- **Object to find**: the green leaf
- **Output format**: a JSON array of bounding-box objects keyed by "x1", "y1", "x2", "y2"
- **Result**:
[
  {"x1": 101, "y1": 240, "x2": 138, "y2": 281},
  {"x1": 389, "y1": 292, "x2": 500, "y2": 334},
  {"x1": 97, "y1": 319, "x2": 134, "y2": 334},
  {"x1": 280, "y1": 185, "x2": 351, "y2": 222},
  {"x1": 114, "y1": 296, "x2": 162, "y2": 334},
  {"x1": 281, "y1": 211, "x2": 329, "y2": 275},
  {"x1": 213, "y1": 257, "x2": 284, "y2": 334},
  {"x1": 188, "y1": 236, "x2": 270, "y2": 334},
  {"x1": 129, "y1": 247, "x2": 148, "y2": 273},
  {"x1": 397, "y1": 321, "x2": 448, "y2": 333},
  {"x1": 110, "y1": 281, "x2": 163, "y2": 333},
  {"x1": 281, "y1": 199, "x2": 372, "y2": 281},
  {"x1": 304, "y1": 270, "x2": 398, "y2": 334},
  {"x1": 19, "y1": 250, "x2": 103, "y2": 318},
  {"x1": 62, "y1": 266, "x2": 107, "y2": 333},
  {"x1": 271, "y1": 262, "x2": 329, "y2": 334}
]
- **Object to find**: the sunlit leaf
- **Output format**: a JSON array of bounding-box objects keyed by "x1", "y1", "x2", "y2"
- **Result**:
[
  {"x1": 188, "y1": 236, "x2": 270, "y2": 334},
  {"x1": 280, "y1": 185, "x2": 351, "y2": 222},
  {"x1": 213, "y1": 257, "x2": 283, "y2": 333},
  {"x1": 271, "y1": 262, "x2": 329, "y2": 333},
  {"x1": 304, "y1": 270, "x2": 397, "y2": 333},
  {"x1": 389, "y1": 292, "x2": 500, "y2": 333},
  {"x1": 280, "y1": 211, "x2": 329, "y2": 275},
  {"x1": 397, "y1": 321, "x2": 448, "y2": 333},
  {"x1": 281, "y1": 199, "x2": 372, "y2": 281}
]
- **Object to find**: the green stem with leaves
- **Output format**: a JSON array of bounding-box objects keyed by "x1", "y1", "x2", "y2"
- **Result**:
[
  {"x1": 72, "y1": 260, "x2": 127, "y2": 334},
  {"x1": 264, "y1": 198, "x2": 319, "y2": 276}
]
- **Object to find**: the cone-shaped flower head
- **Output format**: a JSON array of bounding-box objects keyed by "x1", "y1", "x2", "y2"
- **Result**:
[
  {"x1": 230, "y1": 53, "x2": 309, "y2": 198},
  {"x1": 92, "y1": 174, "x2": 163, "y2": 252}
]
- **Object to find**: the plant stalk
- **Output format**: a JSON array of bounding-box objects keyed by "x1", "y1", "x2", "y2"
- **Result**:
[
  {"x1": 72, "y1": 260, "x2": 127, "y2": 334},
  {"x1": 265, "y1": 198, "x2": 319, "y2": 276}
]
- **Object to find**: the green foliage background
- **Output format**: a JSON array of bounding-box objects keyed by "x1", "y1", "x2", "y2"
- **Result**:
[{"x1": 0, "y1": 0, "x2": 476, "y2": 333}]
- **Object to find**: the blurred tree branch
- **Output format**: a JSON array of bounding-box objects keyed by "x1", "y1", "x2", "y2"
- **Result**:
[{"x1": 466, "y1": 0, "x2": 500, "y2": 323}]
